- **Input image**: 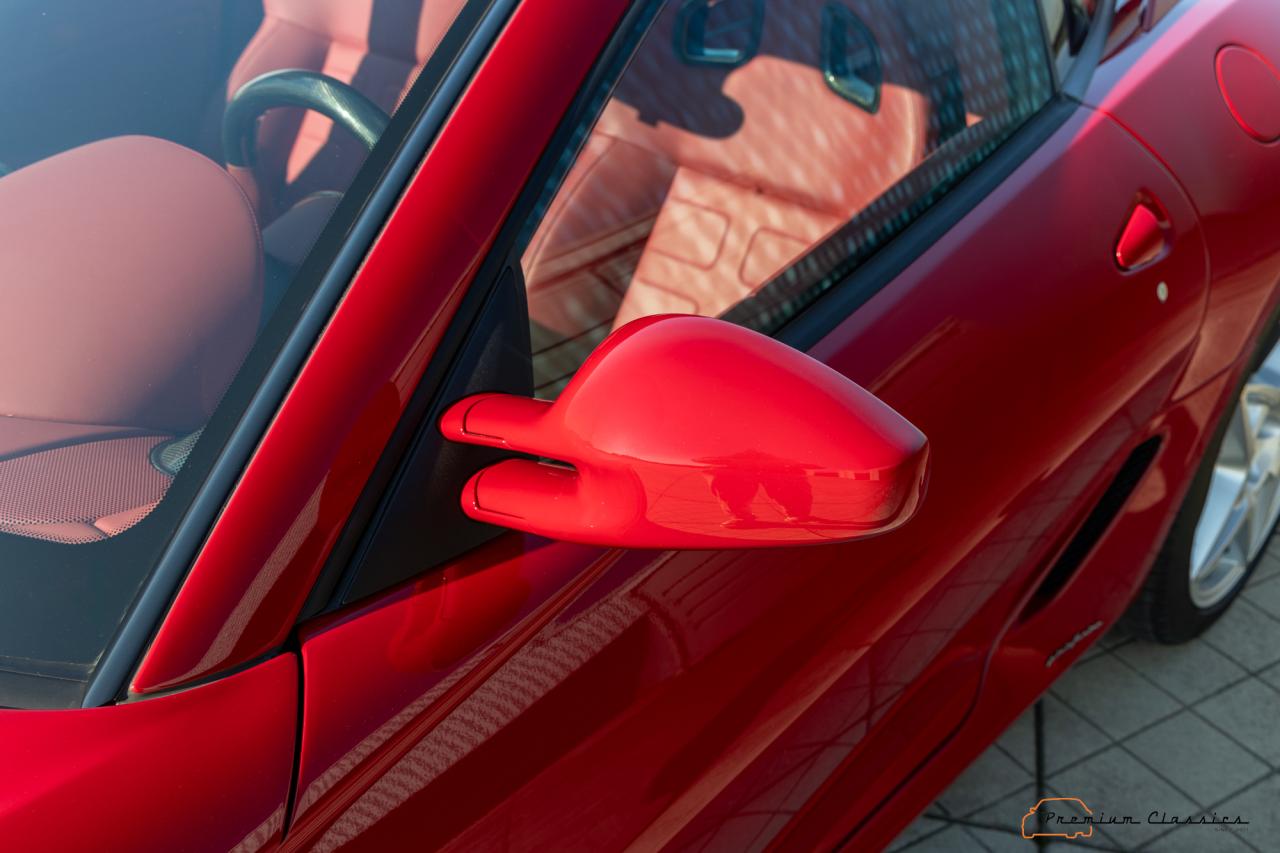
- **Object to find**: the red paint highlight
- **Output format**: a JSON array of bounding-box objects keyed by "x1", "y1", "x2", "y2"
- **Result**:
[
  {"x1": 1115, "y1": 201, "x2": 1167, "y2": 270},
  {"x1": 442, "y1": 315, "x2": 929, "y2": 548}
]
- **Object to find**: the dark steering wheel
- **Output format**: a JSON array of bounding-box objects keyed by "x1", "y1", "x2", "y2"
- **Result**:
[{"x1": 222, "y1": 69, "x2": 391, "y2": 169}]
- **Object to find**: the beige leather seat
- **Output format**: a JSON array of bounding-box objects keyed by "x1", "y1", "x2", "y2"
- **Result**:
[
  {"x1": 0, "y1": 136, "x2": 262, "y2": 542},
  {"x1": 522, "y1": 0, "x2": 1018, "y2": 395},
  {"x1": 523, "y1": 0, "x2": 937, "y2": 392}
]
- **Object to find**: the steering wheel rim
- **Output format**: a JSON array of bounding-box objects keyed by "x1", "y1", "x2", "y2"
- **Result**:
[{"x1": 223, "y1": 69, "x2": 391, "y2": 169}]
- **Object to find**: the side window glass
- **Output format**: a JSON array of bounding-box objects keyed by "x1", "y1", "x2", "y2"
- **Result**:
[
  {"x1": 1041, "y1": 0, "x2": 1097, "y2": 76},
  {"x1": 518, "y1": 0, "x2": 1054, "y2": 398}
]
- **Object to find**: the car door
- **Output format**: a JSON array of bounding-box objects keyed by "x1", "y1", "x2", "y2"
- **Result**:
[{"x1": 284, "y1": 0, "x2": 1208, "y2": 849}]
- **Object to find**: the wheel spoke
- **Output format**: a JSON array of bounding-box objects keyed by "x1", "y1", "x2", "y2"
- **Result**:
[
  {"x1": 1242, "y1": 489, "x2": 1264, "y2": 561},
  {"x1": 1193, "y1": 468, "x2": 1247, "y2": 573},
  {"x1": 1257, "y1": 428, "x2": 1280, "y2": 481},
  {"x1": 1194, "y1": 491, "x2": 1247, "y2": 583},
  {"x1": 1223, "y1": 397, "x2": 1253, "y2": 468}
]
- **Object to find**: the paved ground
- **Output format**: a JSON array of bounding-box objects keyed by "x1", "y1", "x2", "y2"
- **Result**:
[{"x1": 890, "y1": 538, "x2": 1280, "y2": 852}]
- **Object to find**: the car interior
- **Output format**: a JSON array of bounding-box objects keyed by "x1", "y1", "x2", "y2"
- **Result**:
[{"x1": 0, "y1": 0, "x2": 463, "y2": 544}]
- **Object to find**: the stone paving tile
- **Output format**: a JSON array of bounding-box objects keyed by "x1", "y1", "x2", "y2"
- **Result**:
[
  {"x1": 1098, "y1": 625, "x2": 1133, "y2": 651},
  {"x1": 887, "y1": 814, "x2": 950, "y2": 851},
  {"x1": 1243, "y1": 574, "x2": 1280, "y2": 620},
  {"x1": 900, "y1": 824, "x2": 988, "y2": 851},
  {"x1": 1140, "y1": 822, "x2": 1257, "y2": 852},
  {"x1": 997, "y1": 694, "x2": 1109, "y2": 775},
  {"x1": 1047, "y1": 746, "x2": 1199, "y2": 849},
  {"x1": 1124, "y1": 710, "x2": 1269, "y2": 808},
  {"x1": 936, "y1": 741, "x2": 1033, "y2": 817},
  {"x1": 1258, "y1": 539, "x2": 1280, "y2": 580},
  {"x1": 1194, "y1": 678, "x2": 1280, "y2": 767},
  {"x1": 1077, "y1": 633, "x2": 1108, "y2": 663},
  {"x1": 1201, "y1": 599, "x2": 1280, "y2": 671},
  {"x1": 954, "y1": 824, "x2": 1023, "y2": 852},
  {"x1": 1212, "y1": 771, "x2": 1280, "y2": 850},
  {"x1": 967, "y1": 824, "x2": 1071, "y2": 851},
  {"x1": 966, "y1": 782, "x2": 1037, "y2": 832},
  {"x1": 1050, "y1": 653, "x2": 1180, "y2": 740},
  {"x1": 962, "y1": 821, "x2": 1125, "y2": 852},
  {"x1": 1113, "y1": 637, "x2": 1247, "y2": 704},
  {"x1": 1258, "y1": 660, "x2": 1280, "y2": 692},
  {"x1": 1255, "y1": 557, "x2": 1280, "y2": 583},
  {"x1": 994, "y1": 711, "x2": 1033, "y2": 770}
]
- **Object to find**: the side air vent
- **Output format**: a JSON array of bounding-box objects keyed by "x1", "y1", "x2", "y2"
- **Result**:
[{"x1": 1023, "y1": 436, "x2": 1163, "y2": 617}]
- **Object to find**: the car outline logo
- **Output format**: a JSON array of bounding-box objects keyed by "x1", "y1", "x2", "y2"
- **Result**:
[{"x1": 1021, "y1": 797, "x2": 1094, "y2": 840}]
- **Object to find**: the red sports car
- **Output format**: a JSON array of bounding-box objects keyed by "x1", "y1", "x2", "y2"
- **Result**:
[{"x1": 2, "y1": 0, "x2": 1279, "y2": 849}]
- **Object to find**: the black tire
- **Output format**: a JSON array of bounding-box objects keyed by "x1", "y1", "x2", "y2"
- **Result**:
[{"x1": 1124, "y1": 321, "x2": 1280, "y2": 644}]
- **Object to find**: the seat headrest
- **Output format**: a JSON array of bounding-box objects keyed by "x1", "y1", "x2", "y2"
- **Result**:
[{"x1": 264, "y1": 0, "x2": 468, "y2": 66}]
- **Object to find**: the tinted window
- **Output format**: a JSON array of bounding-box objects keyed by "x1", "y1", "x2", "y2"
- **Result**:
[
  {"x1": 0, "y1": 0, "x2": 468, "y2": 707},
  {"x1": 520, "y1": 0, "x2": 1054, "y2": 397}
]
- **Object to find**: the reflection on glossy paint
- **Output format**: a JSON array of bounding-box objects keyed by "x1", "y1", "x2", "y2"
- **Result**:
[{"x1": 295, "y1": 531, "x2": 973, "y2": 850}]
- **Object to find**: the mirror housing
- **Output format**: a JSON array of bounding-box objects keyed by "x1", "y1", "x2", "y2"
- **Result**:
[{"x1": 440, "y1": 315, "x2": 928, "y2": 549}]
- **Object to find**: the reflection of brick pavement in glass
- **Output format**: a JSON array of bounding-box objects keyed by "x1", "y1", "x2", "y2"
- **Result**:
[{"x1": 891, "y1": 538, "x2": 1280, "y2": 852}]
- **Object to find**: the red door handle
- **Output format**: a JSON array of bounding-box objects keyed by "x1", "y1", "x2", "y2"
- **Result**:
[{"x1": 1115, "y1": 201, "x2": 1168, "y2": 270}]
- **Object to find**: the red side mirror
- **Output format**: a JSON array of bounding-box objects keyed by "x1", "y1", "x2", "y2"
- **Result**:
[{"x1": 440, "y1": 315, "x2": 928, "y2": 549}]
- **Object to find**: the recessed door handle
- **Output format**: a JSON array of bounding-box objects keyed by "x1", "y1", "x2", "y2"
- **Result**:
[{"x1": 1115, "y1": 202, "x2": 1168, "y2": 270}]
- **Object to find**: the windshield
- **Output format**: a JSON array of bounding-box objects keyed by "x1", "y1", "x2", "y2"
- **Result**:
[{"x1": 0, "y1": 0, "x2": 466, "y2": 707}]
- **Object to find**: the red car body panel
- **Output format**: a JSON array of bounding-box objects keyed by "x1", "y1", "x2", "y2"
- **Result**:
[
  {"x1": 10, "y1": 0, "x2": 1280, "y2": 850},
  {"x1": 1086, "y1": 0, "x2": 1280, "y2": 400},
  {"x1": 0, "y1": 654, "x2": 297, "y2": 852},
  {"x1": 836, "y1": 369, "x2": 1237, "y2": 851},
  {"x1": 840, "y1": 2, "x2": 1280, "y2": 845}
]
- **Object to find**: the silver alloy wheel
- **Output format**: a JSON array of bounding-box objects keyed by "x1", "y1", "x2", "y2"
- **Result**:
[{"x1": 1189, "y1": 344, "x2": 1280, "y2": 608}]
